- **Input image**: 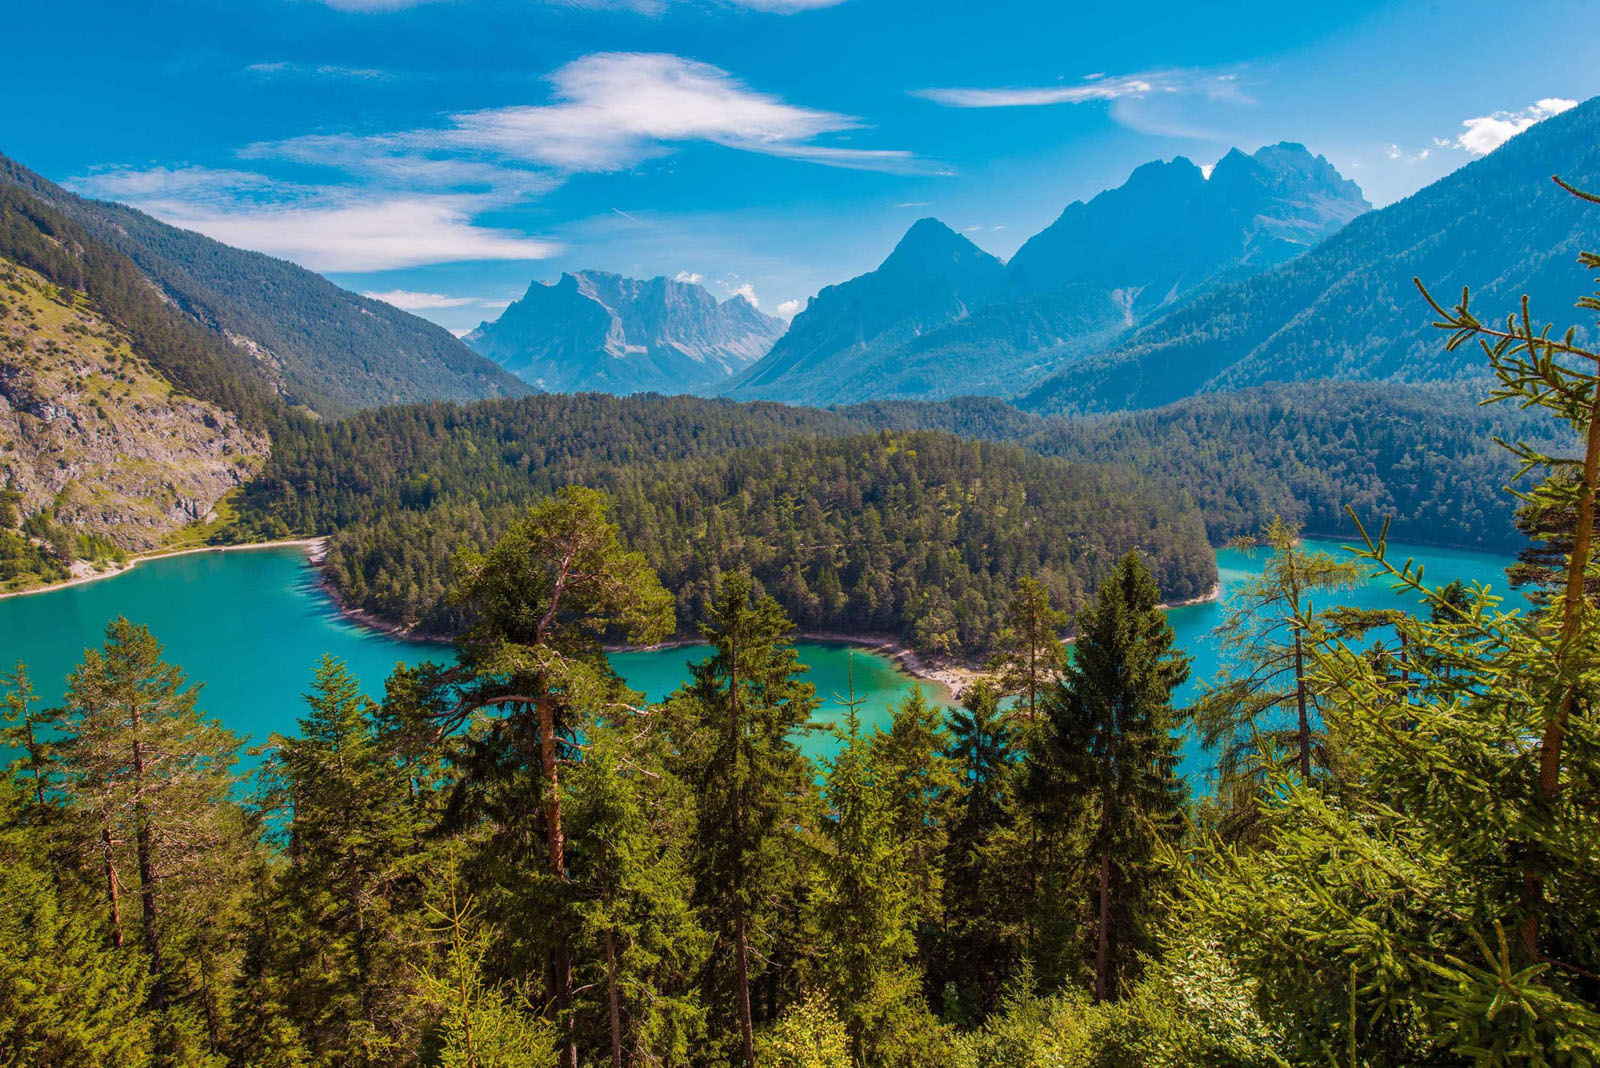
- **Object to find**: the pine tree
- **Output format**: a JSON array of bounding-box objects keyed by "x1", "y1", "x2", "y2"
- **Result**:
[
  {"x1": 1, "y1": 661, "x2": 54, "y2": 807},
  {"x1": 1036, "y1": 551, "x2": 1190, "y2": 1002},
  {"x1": 668, "y1": 572, "x2": 818, "y2": 1068},
  {"x1": 812, "y1": 667, "x2": 922, "y2": 1064},
  {"x1": 940, "y1": 680, "x2": 1026, "y2": 1018},
  {"x1": 404, "y1": 486, "x2": 674, "y2": 1068},
  {"x1": 868, "y1": 688, "x2": 959, "y2": 983},
  {"x1": 0, "y1": 777, "x2": 153, "y2": 1067},
  {"x1": 988, "y1": 578, "x2": 1068, "y2": 731},
  {"x1": 270, "y1": 656, "x2": 426, "y2": 1065},
  {"x1": 564, "y1": 714, "x2": 709, "y2": 1066},
  {"x1": 1193, "y1": 517, "x2": 1362, "y2": 826},
  {"x1": 56, "y1": 619, "x2": 246, "y2": 1021}
]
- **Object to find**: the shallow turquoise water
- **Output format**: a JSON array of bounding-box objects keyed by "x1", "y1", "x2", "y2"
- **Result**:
[
  {"x1": 0, "y1": 546, "x2": 942, "y2": 764},
  {"x1": 1165, "y1": 537, "x2": 1530, "y2": 781},
  {"x1": 0, "y1": 538, "x2": 1524, "y2": 775}
]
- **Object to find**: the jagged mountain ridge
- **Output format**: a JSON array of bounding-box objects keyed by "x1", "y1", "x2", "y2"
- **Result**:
[
  {"x1": 722, "y1": 143, "x2": 1368, "y2": 406},
  {"x1": 465, "y1": 270, "x2": 787, "y2": 395},
  {"x1": 1019, "y1": 95, "x2": 1600, "y2": 415}
]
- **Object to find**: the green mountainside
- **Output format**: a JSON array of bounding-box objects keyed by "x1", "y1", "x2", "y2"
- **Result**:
[
  {"x1": 0, "y1": 153, "x2": 530, "y2": 417},
  {"x1": 1021, "y1": 95, "x2": 1600, "y2": 414}
]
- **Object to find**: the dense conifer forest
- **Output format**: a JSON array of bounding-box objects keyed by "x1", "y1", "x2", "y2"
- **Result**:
[{"x1": 3, "y1": 184, "x2": 1599, "y2": 1066}]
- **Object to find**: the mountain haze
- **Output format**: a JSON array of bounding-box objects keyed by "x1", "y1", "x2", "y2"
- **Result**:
[
  {"x1": 1020, "y1": 96, "x2": 1600, "y2": 415},
  {"x1": 466, "y1": 270, "x2": 787, "y2": 395},
  {"x1": 725, "y1": 144, "x2": 1368, "y2": 406}
]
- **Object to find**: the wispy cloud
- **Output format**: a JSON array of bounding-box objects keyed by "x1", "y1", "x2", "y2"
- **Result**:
[
  {"x1": 913, "y1": 68, "x2": 1252, "y2": 142},
  {"x1": 674, "y1": 270, "x2": 704, "y2": 284},
  {"x1": 914, "y1": 74, "x2": 1160, "y2": 109},
  {"x1": 73, "y1": 166, "x2": 559, "y2": 272},
  {"x1": 361, "y1": 289, "x2": 503, "y2": 310},
  {"x1": 1448, "y1": 98, "x2": 1578, "y2": 156},
  {"x1": 75, "y1": 51, "x2": 916, "y2": 272},
  {"x1": 251, "y1": 53, "x2": 926, "y2": 178},
  {"x1": 244, "y1": 60, "x2": 390, "y2": 80},
  {"x1": 775, "y1": 298, "x2": 801, "y2": 319}
]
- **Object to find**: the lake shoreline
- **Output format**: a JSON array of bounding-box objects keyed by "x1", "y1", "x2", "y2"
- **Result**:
[
  {"x1": 9, "y1": 536, "x2": 1224, "y2": 703},
  {"x1": 0, "y1": 537, "x2": 329, "y2": 602}
]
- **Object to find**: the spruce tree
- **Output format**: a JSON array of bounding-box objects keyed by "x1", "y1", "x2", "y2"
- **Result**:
[
  {"x1": 812, "y1": 670, "x2": 922, "y2": 1064},
  {"x1": 668, "y1": 572, "x2": 818, "y2": 1068},
  {"x1": 270, "y1": 656, "x2": 426, "y2": 1065},
  {"x1": 1036, "y1": 551, "x2": 1189, "y2": 1002},
  {"x1": 564, "y1": 714, "x2": 709, "y2": 1066}
]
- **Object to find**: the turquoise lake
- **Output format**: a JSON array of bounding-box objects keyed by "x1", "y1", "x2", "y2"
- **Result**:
[{"x1": 0, "y1": 537, "x2": 1526, "y2": 777}]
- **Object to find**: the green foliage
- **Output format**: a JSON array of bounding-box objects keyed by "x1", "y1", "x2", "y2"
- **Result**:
[
  {"x1": 259, "y1": 410, "x2": 1215, "y2": 656},
  {"x1": 667, "y1": 573, "x2": 820, "y2": 1065},
  {"x1": 0, "y1": 778, "x2": 154, "y2": 1067},
  {"x1": 1032, "y1": 552, "x2": 1190, "y2": 1000},
  {"x1": 1193, "y1": 516, "x2": 1364, "y2": 829},
  {"x1": 1178, "y1": 181, "x2": 1600, "y2": 1064}
]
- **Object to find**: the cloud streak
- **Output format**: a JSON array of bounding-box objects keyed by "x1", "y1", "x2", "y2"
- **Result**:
[{"x1": 914, "y1": 75, "x2": 1159, "y2": 109}]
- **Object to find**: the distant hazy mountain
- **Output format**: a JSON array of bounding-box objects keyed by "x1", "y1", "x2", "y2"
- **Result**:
[
  {"x1": 724, "y1": 144, "x2": 1368, "y2": 406},
  {"x1": 1020, "y1": 95, "x2": 1600, "y2": 415},
  {"x1": 0, "y1": 153, "x2": 529, "y2": 418},
  {"x1": 466, "y1": 271, "x2": 787, "y2": 395},
  {"x1": 724, "y1": 218, "x2": 1013, "y2": 401},
  {"x1": 1008, "y1": 143, "x2": 1368, "y2": 314}
]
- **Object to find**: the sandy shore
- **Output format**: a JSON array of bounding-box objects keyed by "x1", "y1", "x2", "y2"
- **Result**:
[{"x1": 0, "y1": 537, "x2": 327, "y2": 601}]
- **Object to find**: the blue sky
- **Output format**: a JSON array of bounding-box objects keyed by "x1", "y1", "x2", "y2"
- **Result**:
[{"x1": 4, "y1": 0, "x2": 1597, "y2": 333}]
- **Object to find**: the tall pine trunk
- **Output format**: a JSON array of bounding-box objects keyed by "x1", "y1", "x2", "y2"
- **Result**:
[
  {"x1": 99, "y1": 811, "x2": 123, "y2": 949},
  {"x1": 605, "y1": 927, "x2": 624, "y2": 1068},
  {"x1": 536, "y1": 685, "x2": 577, "y2": 1068},
  {"x1": 130, "y1": 715, "x2": 164, "y2": 1008},
  {"x1": 1524, "y1": 386, "x2": 1600, "y2": 955},
  {"x1": 1295, "y1": 631, "x2": 1311, "y2": 779},
  {"x1": 729, "y1": 640, "x2": 756, "y2": 1068}
]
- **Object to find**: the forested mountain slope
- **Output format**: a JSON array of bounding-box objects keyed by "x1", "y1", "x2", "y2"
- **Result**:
[
  {"x1": 229, "y1": 380, "x2": 1540, "y2": 646},
  {"x1": 1021, "y1": 95, "x2": 1600, "y2": 414},
  {"x1": 0, "y1": 153, "x2": 529, "y2": 417}
]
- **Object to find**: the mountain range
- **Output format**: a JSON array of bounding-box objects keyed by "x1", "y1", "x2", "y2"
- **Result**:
[
  {"x1": 464, "y1": 270, "x2": 786, "y2": 395},
  {"x1": 723, "y1": 142, "x2": 1369, "y2": 406},
  {"x1": 1019, "y1": 95, "x2": 1600, "y2": 414},
  {"x1": 0, "y1": 154, "x2": 529, "y2": 418}
]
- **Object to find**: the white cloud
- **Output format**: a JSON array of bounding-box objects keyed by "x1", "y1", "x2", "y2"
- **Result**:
[
  {"x1": 914, "y1": 75, "x2": 1158, "y2": 109},
  {"x1": 74, "y1": 166, "x2": 561, "y2": 272},
  {"x1": 248, "y1": 52, "x2": 924, "y2": 178},
  {"x1": 361, "y1": 289, "x2": 491, "y2": 310},
  {"x1": 1385, "y1": 143, "x2": 1431, "y2": 163},
  {"x1": 1452, "y1": 98, "x2": 1578, "y2": 156},
  {"x1": 674, "y1": 270, "x2": 704, "y2": 284},
  {"x1": 424, "y1": 52, "x2": 920, "y2": 174},
  {"x1": 775, "y1": 298, "x2": 801, "y2": 319},
  {"x1": 726, "y1": 282, "x2": 759, "y2": 307}
]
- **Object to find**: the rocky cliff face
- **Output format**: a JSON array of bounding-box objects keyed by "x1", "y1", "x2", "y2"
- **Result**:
[
  {"x1": 465, "y1": 270, "x2": 787, "y2": 395},
  {"x1": 0, "y1": 256, "x2": 268, "y2": 550}
]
